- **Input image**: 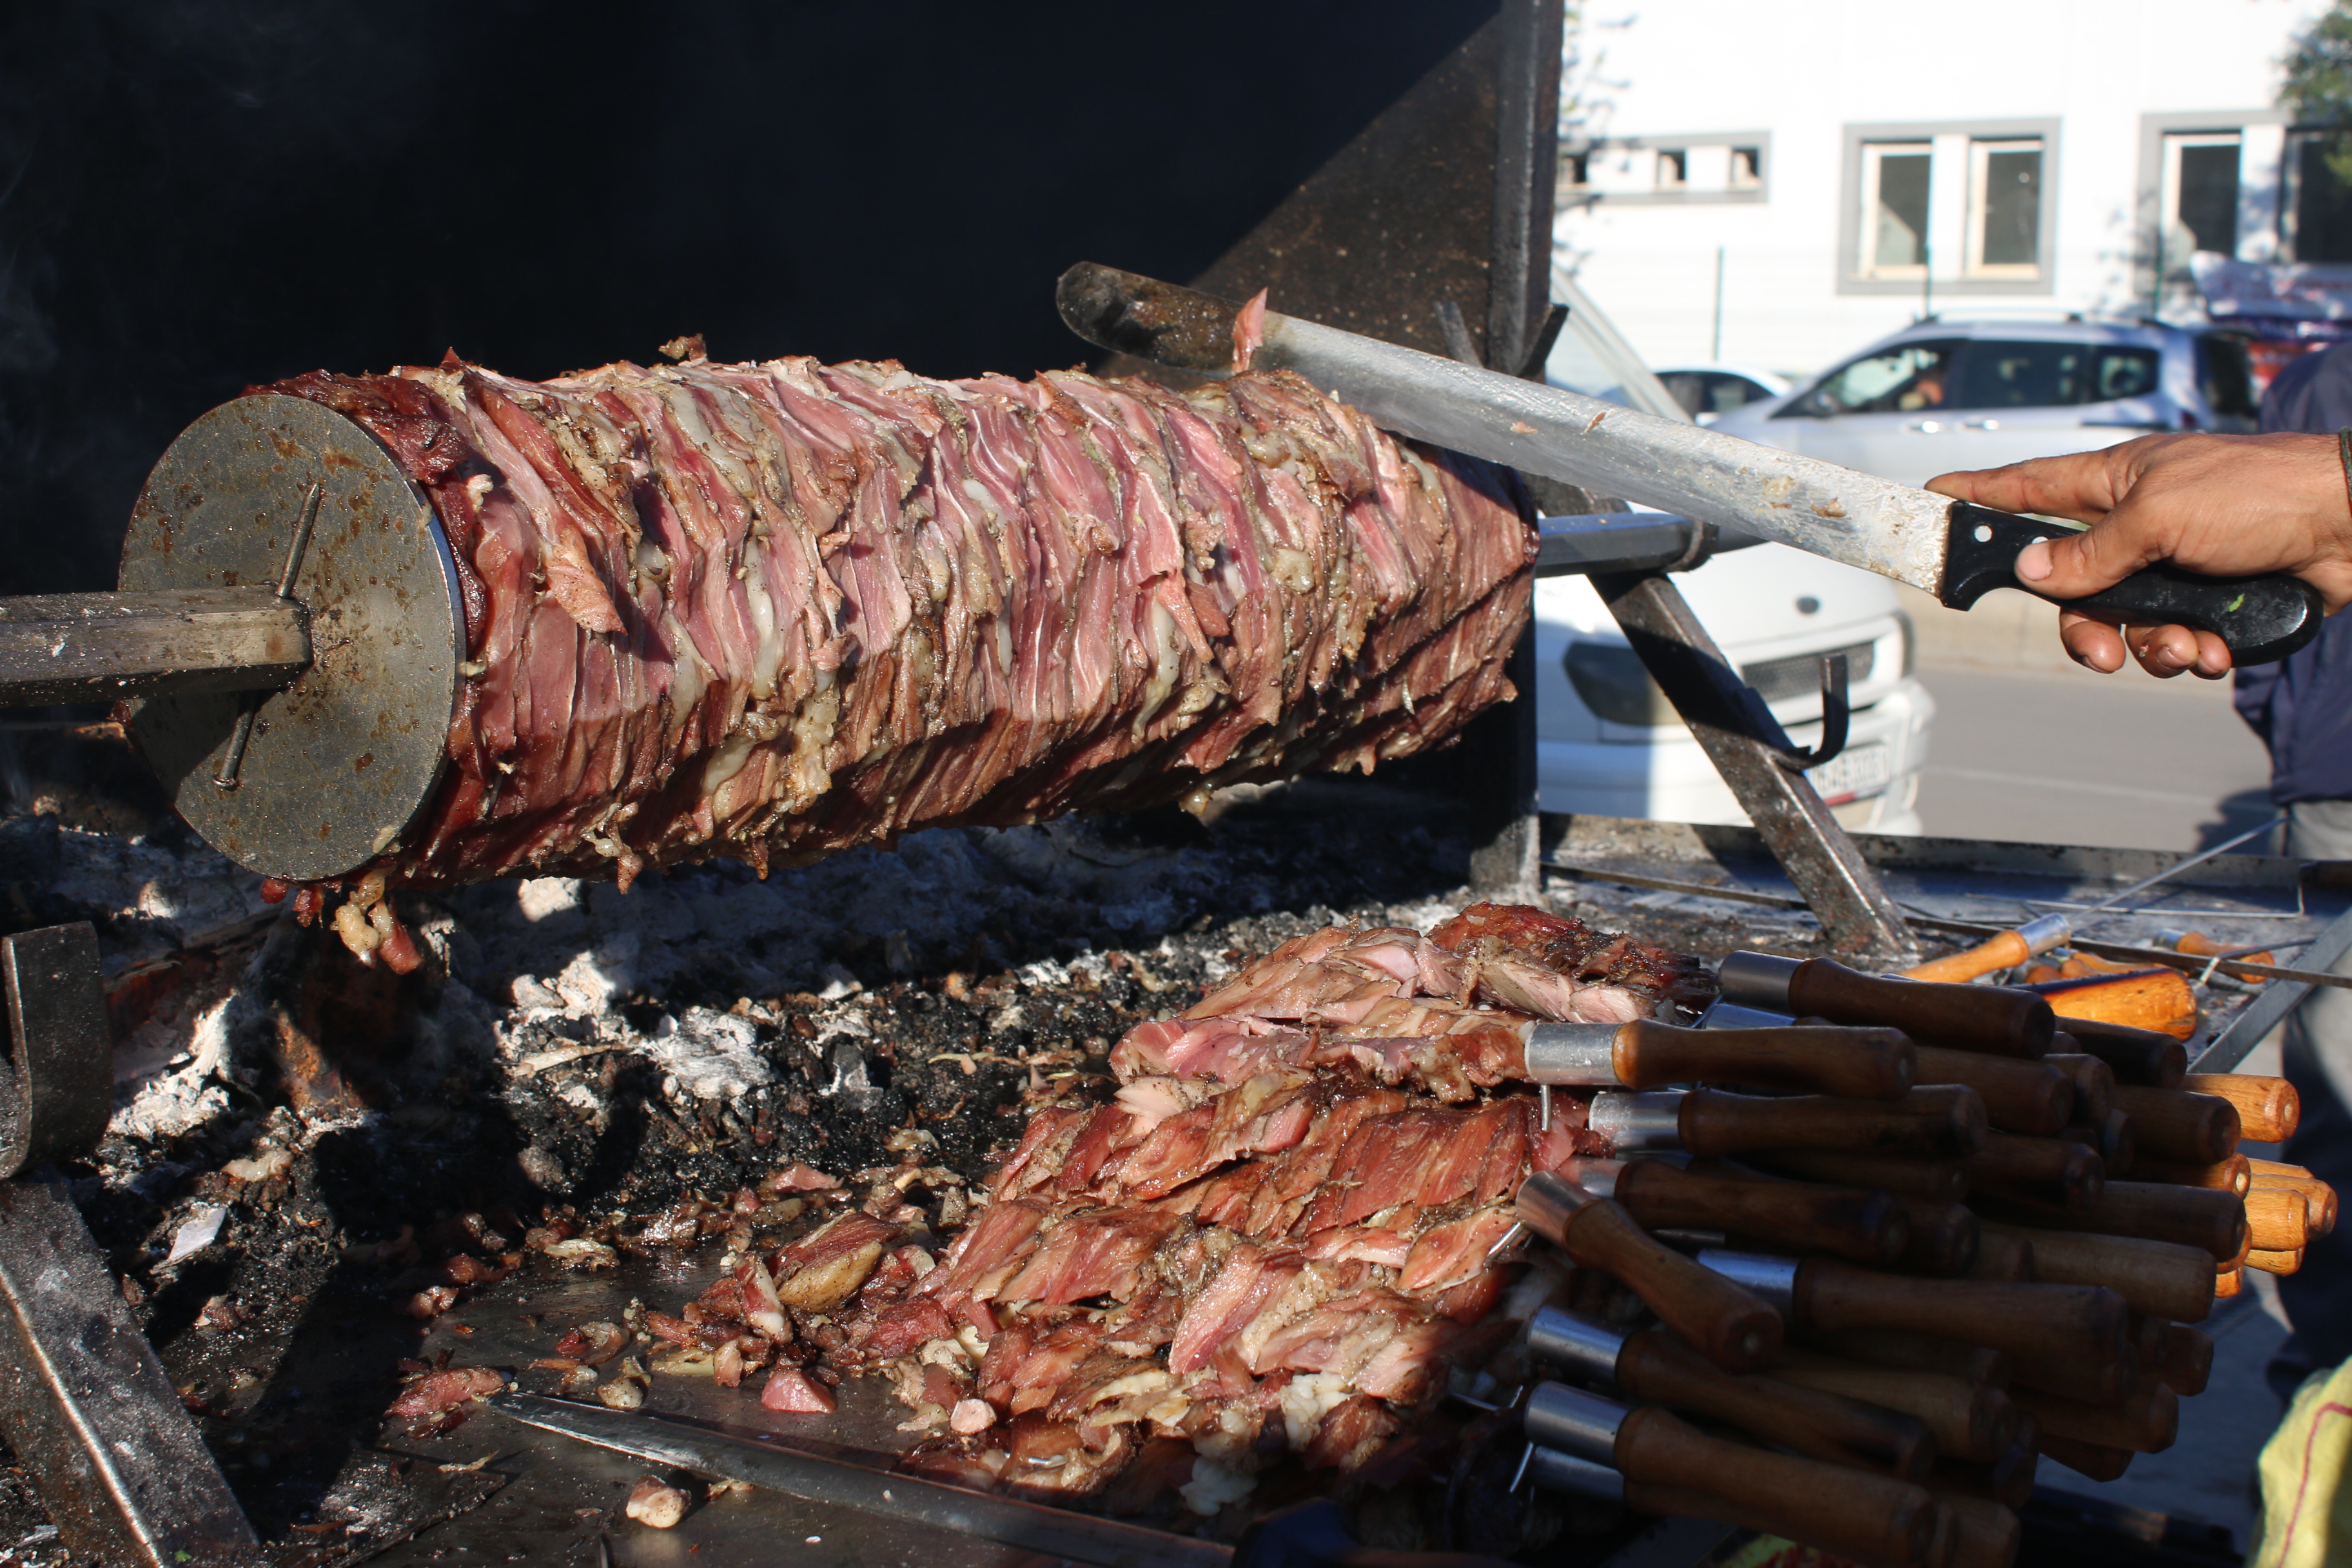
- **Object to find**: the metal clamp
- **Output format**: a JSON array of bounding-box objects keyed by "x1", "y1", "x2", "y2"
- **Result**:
[{"x1": 1770, "y1": 652, "x2": 1850, "y2": 772}]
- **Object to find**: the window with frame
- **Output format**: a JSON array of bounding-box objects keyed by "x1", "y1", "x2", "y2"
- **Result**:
[
  {"x1": 1779, "y1": 340, "x2": 1963, "y2": 418},
  {"x1": 1656, "y1": 148, "x2": 1687, "y2": 190},
  {"x1": 2286, "y1": 131, "x2": 2352, "y2": 262},
  {"x1": 1859, "y1": 142, "x2": 1932, "y2": 277},
  {"x1": 1730, "y1": 146, "x2": 1763, "y2": 189},
  {"x1": 2161, "y1": 132, "x2": 2241, "y2": 267},
  {"x1": 1966, "y1": 138, "x2": 2043, "y2": 277},
  {"x1": 1562, "y1": 150, "x2": 1591, "y2": 189}
]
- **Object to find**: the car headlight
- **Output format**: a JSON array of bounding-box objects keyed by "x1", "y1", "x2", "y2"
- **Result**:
[{"x1": 1563, "y1": 642, "x2": 1680, "y2": 726}]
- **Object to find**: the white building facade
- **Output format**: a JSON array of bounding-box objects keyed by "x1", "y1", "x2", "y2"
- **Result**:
[{"x1": 1557, "y1": 0, "x2": 2339, "y2": 378}]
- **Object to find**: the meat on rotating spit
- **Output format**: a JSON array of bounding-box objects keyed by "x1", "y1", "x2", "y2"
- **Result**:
[
  {"x1": 265, "y1": 336, "x2": 1533, "y2": 899},
  {"x1": 631, "y1": 905, "x2": 1704, "y2": 1512}
]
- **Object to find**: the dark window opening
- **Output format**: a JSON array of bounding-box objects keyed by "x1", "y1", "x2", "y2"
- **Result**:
[{"x1": 2177, "y1": 143, "x2": 2240, "y2": 255}]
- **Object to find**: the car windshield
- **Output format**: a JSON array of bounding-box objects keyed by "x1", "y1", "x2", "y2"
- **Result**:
[
  {"x1": 1948, "y1": 340, "x2": 2160, "y2": 407},
  {"x1": 1664, "y1": 371, "x2": 1772, "y2": 417},
  {"x1": 1785, "y1": 340, "x2": 1962, "y2": 416}
]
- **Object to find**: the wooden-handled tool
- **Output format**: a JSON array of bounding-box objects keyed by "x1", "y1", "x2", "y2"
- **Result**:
[
  {"x1": 1931, "y1": 1444, "x2": 2040, "y2": 1509},
  {"x1": 1912, "y1": 1046, "x2": 2073, "y2": 1135},
  {"x1": 1978, "y1": 1181, "x2": 2248, "y2": 1262},
  {"x1": 1921, "y1": 1493, "x2": 2023, "y2": 1568},
  {"x1": 1979, "y1": 1221, "x2": 2213, "y2": 1324},
  {"x1": 1554, "y1": 1157, "x2": 1907, "y2": 1266},
  {"x1": 1524, "y1": 1308, "x2": 1934, "y2": 1480},
  {"x1": 1524, "y1": 1384, "x2": 1942, "y2": 1568},
  {"x1": 2057, "y1": 1108, "x2": 2135, "y2": 1176},
  {"x1": 2040, "y1": 1435, "x2": 2132, "y2": 1482},
  {"x1": 2246, "y1": 1186, "x2": 2311, "y2": 1253},
  {"x1": 1902, "y1": 914, "x2": 2072, "y2": 986},
  {"x1": 1792, "y1": 1325, "x2": 2011, "y2": 1388},
  {"x1": 1513, "y1": 1173, "x2": 1781, "y2": 1371},
  {"x1": 2132, "y1": 1152, "x2": 2249, "y2": 1195},
  {"x1": 1754, "y1": 1148, "x2": 1971, "y2": 1203},
  {"x1": 2215, "y1": 1264, "x2": 2244, "y2": 1298},
  {"x1": 2047, "y1": 1054, "x2": 2116, "y2": 1127},
  {"x1": 2110, "y1": 1086, "x2": 2240, "y2": 1166},
  {"x1": 2008, "y1": 1378, "x2": 2180, "y2": 1455},
  {"x1": 2182, "y1": 1073, "x2": 2300, "y2": 1143},
  {"x1": 1772, "y1": 1345, "x2": 2019, "y2": 1462},
  {"x1": 1701, "y1": 1250, "x2": 2128, "y2": 1365},
  {"x1": 2248, "y1": 1245, "x2": 2305, "y2": 1275},
  {"x1": 1590, "y1": 1086, "x2": 1988, "y2": 1161},
  {"x1": 2019, "y1": 971, "x2": 2199, "y2": 1041},
  {"x1": 1685, "y1": 1157, "x2": 1972, "y2": 1272},
  {"x1": 1968, "y1": 1228, "x2": 2035, "y2": 1283},
  {"x1": 2251, "y1": 1160, "x2": 2338, "y2": 1235},
  {"x1": 2049, "y1": 1022, "x2": 2185, "y2": 1088},
  {"x1": 2152, "y1": 1323, "x2": 2213, "y2": 1396},
  {"x1": 1718, "y1": 953, "x2": 2053, "y2": 1058},
  {"x1": 1527, "y1": 1019, "x2": 1914, "y2": 1100},
  {"x1": 2160, "y1": 928, "x2": 2274, "y2": 969},
  {"x1": 1959, "y1": 1130, "x2": 2105, "y2": 1209}
]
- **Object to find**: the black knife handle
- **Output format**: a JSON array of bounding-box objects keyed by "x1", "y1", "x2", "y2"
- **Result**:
[
  {"x1": 1233, "y1": 1500, "x2": 1522, "y2": 1568},
  {"x1": 1938, "y1": 502, "x2": 2324, "y2": 665}
]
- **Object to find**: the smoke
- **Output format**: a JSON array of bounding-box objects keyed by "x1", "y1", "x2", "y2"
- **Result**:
[{"x1": 0, "y1": 0, "x2": 1488, "y2": 594}]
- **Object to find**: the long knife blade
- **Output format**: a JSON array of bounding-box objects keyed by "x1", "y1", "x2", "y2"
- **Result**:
[
  {"x1": 1057, "y1": 263, "x2": 2322, "y2": 665},
  {"x1": 488, "y1": 1392, "x2": 1231, "y2": 1568}
]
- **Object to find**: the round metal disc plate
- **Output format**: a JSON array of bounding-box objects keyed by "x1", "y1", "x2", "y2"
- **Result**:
[{"x1": 119, "y1": 393, "x2": 461, "y2": 883}]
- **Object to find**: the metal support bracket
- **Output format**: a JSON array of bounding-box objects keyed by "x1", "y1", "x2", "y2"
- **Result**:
[
  {"x1": 1586, "y1": 571, "x2": 1916, "y2": 959},
  {"x1": 0, "y1": 923, "x2": 260, "y2": 1565}
]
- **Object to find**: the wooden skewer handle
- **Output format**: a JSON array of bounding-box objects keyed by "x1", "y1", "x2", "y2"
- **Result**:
[
  {"x1": 1616, "y1": 1330, "x2": 1935, "y2": 1482},
  {"x1": 1912, "y1": 1046, "x2": 2074, "y2": 1135},
  {"x1": 1980, "y1": 1181, "x2": 2248, "y2": 1264},
  {"x1": 1791, "y1": 1325, "x2": 2011, "y2": 1389},
  {"x1": 2251, "y1": 1168, "x2": 2338, "y2": 1237},
  {"x1": 2111, "y1": 1086, "x2": 2240, "y2": 1166},
  {"x1": 2009, "y1": 1380, "x2": 2180, "y2": 1455},
  {"x1": 2183, "y1": 1073, "x2": 2300, "y2": 1143},
  {"x1": 2246, "y1": 1245, "x2": 2304, "y2": 1275},
  {"x1": 2132, "y1": 1153, "x2": 2250, "y2": 1195},
  {"x1": 1797, "y1": 1259, "x2": 2129, "y2": 1366},
  {"x1": 1753, "y1": 1148, "x2": 1971, "y2": 1203},
  {"x1": 2046, "y1": 1054, "x2": 2115, "y2": 1128},
  {"x1": 1774, "y1": 1348, "x2": 2017, "y2": 1461},
  {"x1": 1981, "y1": 1220, "x2": 2213, "y2": 1324},
  {"x1": 2153, "y1": 1323, "x2": 2213, "y2": 1396},
  {"x1": 2050, "y1": 1023, "x2": 2184, "y2": 1088},
  {"x1": 1930, "y1": 1444, "x2": 2040, "y2": 1509},
  {"x1": 1614, "y1": 1160, "x2": 1906, "y2": 1267},
  {"x1": 2246, "y1": 1185, "x2": 2311, "y2": 1253},
  {"x1": 1961, "y1": 1130, "x2": 2105, "y2": 1209},
  {"x1": 1680, "y1": 1086, "x2": 1986, "y2": 1160},
  {"x1": 1930, "y1": 1494, "x2": 2022, "y2": 1568},
  {"x1": 1788, "y1": 959, "x2": 2053, "y2": 1058},
  {"x1": 2020, "y1": 970, "x2": 2199, "y2": 1041},
  {"x1": 1904, "y1": 930, "x2": 2033, "y2": 985},
  {"x1": 1516, "y1": 1177, "x2": 1782, "y2": 1372},
  {"x1": 1614, "y1": 1406, "x2": 1941, "y2": 1568},
  {"x1": 2039, "y1": 1435, "x2": 2132, "y2": 1482},
  {"x1": 1616, "y1": 1020, "x2": 1916, "y2": 1101}
]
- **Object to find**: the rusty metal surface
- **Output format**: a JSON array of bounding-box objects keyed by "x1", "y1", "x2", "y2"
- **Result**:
[
  {"x1": 0, "y1": 587, "x2": 310, "y2": 709},
  {"x1": 0, "y1": 1177, "x2": 259, "y2": 1565},
  {"x1": 0, "y1": 923, "x2": 111, "y2": 1179},
  {"x1": 118, "y1": 394, "x2": 462, "y2": 884}
]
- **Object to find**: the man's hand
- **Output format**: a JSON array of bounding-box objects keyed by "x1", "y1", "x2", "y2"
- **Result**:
[{"x1": 1926, "y1": 433, "x2": 2352, "y2": 677}]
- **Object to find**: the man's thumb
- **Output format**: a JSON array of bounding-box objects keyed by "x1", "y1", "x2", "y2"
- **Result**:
[{"x1": 2012, "y1": 518, "x2": 2148, "y2": 598}]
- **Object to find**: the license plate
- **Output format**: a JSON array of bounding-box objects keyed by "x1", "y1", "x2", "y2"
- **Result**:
[{"x1": 1806, "y1": 743, "x2": 1892, "y2": 805}]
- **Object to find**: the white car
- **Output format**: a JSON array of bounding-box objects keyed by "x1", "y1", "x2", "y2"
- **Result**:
[
  {"x1": 1654, "y1": 364, "x2": 1793, "y2": 424},
  {"x1": 1533, "y1": 272, "x2": 1937, "y2": 833},
  {"x1": 1707, "y1": 317, "x2": 2257, "y2": 487}
]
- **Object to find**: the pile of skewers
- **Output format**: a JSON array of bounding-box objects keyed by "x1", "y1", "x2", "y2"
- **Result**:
[{"x1": 1503, "y1": 951, "x2": 2327, "y2": 1568}]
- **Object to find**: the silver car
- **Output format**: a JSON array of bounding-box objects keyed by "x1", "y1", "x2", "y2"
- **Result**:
[{"x1": 1709, "y1": 318, "x2": 2258, "y2": 489}]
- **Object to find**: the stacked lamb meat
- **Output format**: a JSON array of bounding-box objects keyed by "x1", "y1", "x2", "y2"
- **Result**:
[
  {"x1": 264, "y1": 341, "x2": 1533, "y2": 914},
  {"x1": 640, "y1": 904, "x2": 1705, "y2": 1513}
]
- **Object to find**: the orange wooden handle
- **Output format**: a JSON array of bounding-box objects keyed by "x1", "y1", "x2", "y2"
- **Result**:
[
  {"x1": 2182, "y1": 1073, "x2": 2300, "y2": 1143},
  {"x1": 1617, "y1": 1330, "x2": 1935, "y2": 1481},
  {"x1": 1555, "y1": 1197, "x2": 1782, "y2": 1371},
  {"x1": 2251, "y1": 1168, "x2": 2338, "y2": 1237},
  {"x1": 1616, "y1": 1019, "x2": 1916, "y2": 1100},
  {"x1": 1904, "y1": 931, "x2": 2030, "y2": 985},
  {"x1": 1798, "y1": 1259, "x2": 2128, "y2": 1366},
  {"x1": 2246, "y1": 1245, "x2": 2304, "y2": 1275},
  {"x1": 1679, "y1": 1086, "x2": 1985, "y2": 1159},
  {"x1": 1962, "y1": 1130, "x2": 2104, "y2": 1209},
  {"x1": 2021, "y1": 971, "x2": 2199, "y2": 1041},
  {"x1": 2215, "y1": 1265, "x2": 2244, "y2": 1298},
  {"x1": 1790, "y1": 959, "x2": 2053, "y2": 1057},
  {"x1": 1614, "y1": 1406, "x2": 1941, "y2": 1568},
  {"x1": 1912, "y1": 1046, "x2": 2073, "y2": 1135},
  {"x1": 2049, "y1": 1022, "x2": 2184, "y2": 1088},
  {"x1": 2111, "y1": 1087, "x2": 2240, "y2": 1166},
  {"x1": 1616, "y1": 1161, "x2": 1906, "y2": 1267},
  {"x1": 1981, "y1": 1220, "x2": 2213, "y2": 1324},
  {"x1": 2246, "y1": 1185, "x2": 2310, "y2": 1253}
]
